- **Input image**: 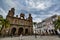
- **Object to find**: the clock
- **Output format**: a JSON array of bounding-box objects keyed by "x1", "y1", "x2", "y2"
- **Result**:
[{"x1": 21, "y1": 17, "x2": 23, "y2": 19}]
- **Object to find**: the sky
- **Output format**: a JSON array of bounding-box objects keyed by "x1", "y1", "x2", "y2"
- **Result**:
[{"x1": 0, "y1": 0, "x2": 60, "y2": 22}]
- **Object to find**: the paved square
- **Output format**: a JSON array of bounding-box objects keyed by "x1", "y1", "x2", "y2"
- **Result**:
[{"x1": 0, "y1": 36, "x2": 60, "y2": 40}]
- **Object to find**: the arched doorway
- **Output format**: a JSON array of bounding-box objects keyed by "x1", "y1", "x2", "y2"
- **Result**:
[
  {"x1": 11, "y1": 28, "x2": 16, "y2": 35},
  {"x1": 25, "y1": 29, "x2": 28, "y2": 34},
  {"x1": 18, "y1": 28, "x2": 23, "y2": 35}
]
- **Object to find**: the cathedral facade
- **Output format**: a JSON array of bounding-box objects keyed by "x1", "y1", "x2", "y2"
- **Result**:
[{"x1": 6, "y1": 8, "x2": 33, "y2": 35}]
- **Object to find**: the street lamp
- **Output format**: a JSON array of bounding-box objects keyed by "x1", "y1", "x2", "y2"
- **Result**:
[{"x1": 35, "y1": 24, "x2": 37, "y2": 38}]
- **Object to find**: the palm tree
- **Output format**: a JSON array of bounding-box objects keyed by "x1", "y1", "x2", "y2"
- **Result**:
[
  {"x1": 1, "y1": 19, "x2": 10, "y2": 36},
  {"x1": 0, "y1": 18, "x2": 10, "y2": 36},
  {"x1": 3, "y1": 19, "x2": 10, "y2": 28},
  {"x1": 0, "y1": 15, "x2": 10, "y2": 36},
  {"x1": 53, "y1": 19, "x2": 60, "y2": 30},
  {"x1": 53, "y1": 19, "x2": 60, "y2": 35},
  {"x1": 0, "y1": 15, "x2": 3, "y2": 35},
  {"x1": 0, "y1": 19, "x2": 10, "y2": 30},
  {"x1": 0, "y1": 15, "x2": 4, "y2": 36}
]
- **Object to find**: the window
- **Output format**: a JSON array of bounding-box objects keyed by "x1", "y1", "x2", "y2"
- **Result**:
[
  {"x1": 20, "y1": 21, "x2": 24, "y2": 25},
  {"x1": 15, "y1": 20, "x2": 17, "y2": 23}
]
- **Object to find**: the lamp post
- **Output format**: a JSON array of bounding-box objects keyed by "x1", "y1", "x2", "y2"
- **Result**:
[
  {"x1": 35, "y1": 29, "x2": 36, "y2": 38},
  {"x1": 35, "y1": 23, "x2": 37, "y2": 38}
]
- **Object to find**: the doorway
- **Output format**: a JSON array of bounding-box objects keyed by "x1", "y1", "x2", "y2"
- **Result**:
[
  {"x1": 11, "y1": 28, "x2": 16, "y2": 35},
  {"x1": 25, "y1": 29, "x2": 28, "y2": 34},
  {"x1": 18, "y1": 28, "x2": 23, "y2": 35}
]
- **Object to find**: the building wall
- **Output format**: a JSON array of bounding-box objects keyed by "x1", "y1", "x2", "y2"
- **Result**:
[
  {"x1": 1, "y1": 8, "x2": 33, "y2": 36},
  {"x1": 36, "y1": 15, "x2": 58, "y2": 35}
]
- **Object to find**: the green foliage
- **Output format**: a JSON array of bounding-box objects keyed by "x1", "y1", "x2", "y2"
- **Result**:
[
  {"x1": 2, "y1": 19, "x2": 10, "y2": 28},
  {"x1": 0, "y1": 15, "x2": 10, "y2": 31},
  {"x1": 0, "y1": 15, "x2": 3, "y2": 27},
  {"x1": 53, "y1": 19, "x2": 60, "y2": 30},
  {"x1": 33, "y1": 22, "x2": 37, "y2": 25}
]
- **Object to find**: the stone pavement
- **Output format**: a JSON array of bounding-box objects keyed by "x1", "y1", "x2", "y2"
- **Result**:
[{"x1": 0, "y1": 35, "x2": 60, "y2": 40}]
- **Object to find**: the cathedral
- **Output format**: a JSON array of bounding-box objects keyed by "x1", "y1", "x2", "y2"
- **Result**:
[{"x1": 5, "y1": 8, "x2": 33, "y2": 36}]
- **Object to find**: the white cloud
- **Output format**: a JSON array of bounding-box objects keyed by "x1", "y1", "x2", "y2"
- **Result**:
[
  {"x1": 26, "y1": 0, "x2": 53, "y2": 10},
  {"x1": 32, "y1": 14, "x2": 37, "y2": 18},
  {"x1": 4, "y1": 0, "x2": 54, "y2": 10},
  {"x1": 4, "y1": 0, "x2": 29, "y2": 11},
  {"x1": 0, "y1": 0, "x2": 60, "y2": 22},
  {"x1": 52, "y1": 12, "x2": 60, "y2": 15},
  {"x1": 32, "y1": 14, "x2": 42, "y2": 22},
  {"x1": 0, "y1": 8, "x2": 7, "y2": 18},
  {"x1": 5, "y1": 0, "x2": 17, "y2": 8},
  {"x1": 33, "y1": 18, "x2": 42, "y2": 23},
  {"x1": 36, "y1": 3, "x2": 46, "y2": 10}
]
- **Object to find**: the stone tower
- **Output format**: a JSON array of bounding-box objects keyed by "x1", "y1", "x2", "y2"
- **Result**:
[
  {"x1": 7, "y1": 8, "x2": 15, "y2": 17},
  {"x1": 28, "y1": 14, "x2": 32, "y2": 22},
  {"x1": 20, "y1": 13, "x2": 25, "y2": 19}
]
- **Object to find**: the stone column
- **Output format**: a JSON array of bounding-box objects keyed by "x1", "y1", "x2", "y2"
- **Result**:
[
  {"x1": 15, "y1": 28, "x2": 18, "y2": 36},
  {"x1": 9, "y1": 28, "x2": 12, "y2": 35},
  {"x1": 29, "y1": 27, "x2": 31, "y2": 35},
  {"x1": 30, "y1": 27, "x2": 33, "y2": 35},
  {"x1": 23, "y1": 27, "x2": 25, "y2": 35}
]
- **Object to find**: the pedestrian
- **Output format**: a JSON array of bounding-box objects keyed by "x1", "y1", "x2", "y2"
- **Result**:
[
  {"x1": 11, "y1": 34, "x2": 13, "y2": 38},
  {"x1": 19, "y1": 34, "x2": 23, "y2": 40},
  {"x1": 35, "y1": 34, "x2": 37, "y2": 38}
]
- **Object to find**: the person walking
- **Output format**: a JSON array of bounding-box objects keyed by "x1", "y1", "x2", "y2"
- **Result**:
[{"x1": 19, "y1": 34, "x2": 23, "y2": 40}]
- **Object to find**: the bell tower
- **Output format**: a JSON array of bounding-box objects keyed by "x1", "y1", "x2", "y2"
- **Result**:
[
  {"x1": 28, "y1": 14, "x2": 32, "y2": 22},
  {"x1": 20, "y1": 13, "x2": 25, "y2": 19},
  {"x1": 7, "y1": 8, "x2": 15, "y2": 17}
]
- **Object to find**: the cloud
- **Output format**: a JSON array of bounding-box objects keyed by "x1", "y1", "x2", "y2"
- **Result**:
[
  {"x1": 32, "y1": 14, "x2": 52, "y2": 22},
  {"x1": 33, "y1": 18, "x2": 42, "y2": 23},
  {"x1": 5, "y1": 0, "x2": 16, "y2": 7},
  {"x1": 0, "y1": 8, "x2": 7, "y2": 18},
  {"x1": 0, "y1": 0, "x2": 60, "y2": 22},
  {"x1": 36, "y1": 3, "x2": 46, "y2": 10},
  {"x1": 25, "y1": 0, "x2": 54, "y2": 10},
  {"x1": 52, "y1": 12, "x2": 60, "y2": 15}
]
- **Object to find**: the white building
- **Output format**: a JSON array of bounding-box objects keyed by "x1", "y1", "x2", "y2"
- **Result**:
[{"x1": 36, "y1": 15, "x2": 58, "y2": 35}]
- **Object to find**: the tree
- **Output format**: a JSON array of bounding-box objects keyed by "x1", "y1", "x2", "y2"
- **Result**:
[
  {"x1": 53, "y1": 19, "x2": 60, "y2": 30},
  {"x1": 0, "y1": 15, "x2": 3, "y2": 31},
  {"x1": 53, "y1": 18, "x2": 60, "y2": 35},
  {"x1": 1, "y1": 19, "x2": 10, "y2": 36},
  {"x1": 2, "y1": 19, "x2": 10, "y2": 29},
  {"x1": 0, "y1": 15, "x2": 10, "y2": 36},
  {"x1": 33, "y1": 22, "x2": 37, "y2": 26},
  {"x1": 0, "y1": 15, "x2": 4, "y2": 35},
  {"x1": 0, "y1": 15, "x2": 10, "y2": 31},
  {"x1": 33, "y1": 22, "x2": 37, "y2": 29}
]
